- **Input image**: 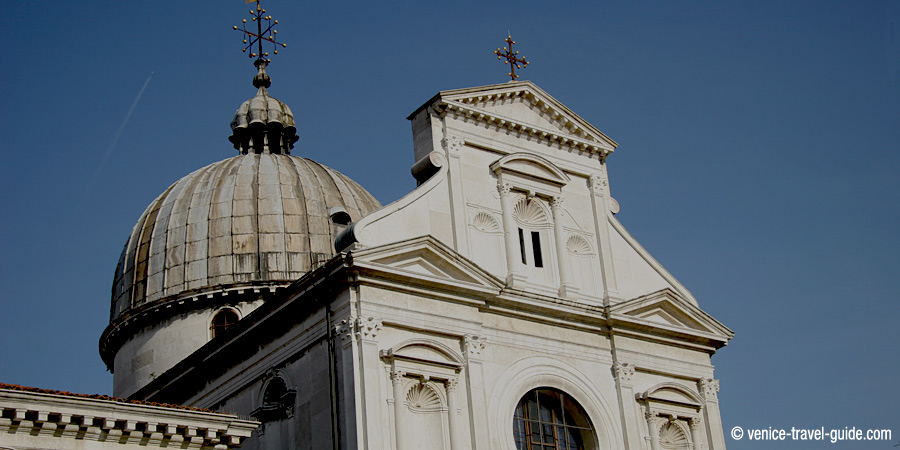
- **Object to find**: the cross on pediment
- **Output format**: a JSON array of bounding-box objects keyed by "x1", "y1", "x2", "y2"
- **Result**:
[{"x1": 494, "y1": 35, "x2": 529, "y2": 81}]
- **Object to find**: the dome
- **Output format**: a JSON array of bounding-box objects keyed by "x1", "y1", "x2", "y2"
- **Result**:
[{"x1": 109, "y1": 153, "x2": 382, "y2": 322}]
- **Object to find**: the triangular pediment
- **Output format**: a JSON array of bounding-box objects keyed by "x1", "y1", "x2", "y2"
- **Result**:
[
  {"x1": 428, "y1": 81, "x2": 617, "y2": 156},
  {"x1": 610, "y1": 288, "x2": 733, "y2": 341},
  {"x1": 352, "y1": 236, "x2": 504, "y2": 292}
]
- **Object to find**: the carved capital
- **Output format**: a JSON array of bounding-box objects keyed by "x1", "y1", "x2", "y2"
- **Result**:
[
  {"x1": 356, "y1": 317, "x2": 382, "y2": 340},
  {"x1": 589, "y1": 173, "x2": 609, "y2": 196},
  {"x1": 644, "y1": 409, "x2": 659, "y2": 423},
  {"x1": 446, "y1": 378, "x2": 459, "y2": 393},
  {"x1": 441, "y1": 135, "x2": 464, "y2": 154},
  {"x1": 614, "y1": 362, "x2": 635, "y2": 383},
  {"x1": 550, "y1": 195, "x2": 564, "y2": 210},
  {"x1": 497, "y1": 182, "x2": 512, "y2": 196},
  {"x1": 464, "y1": 335, "x2": 486, "y2": 357},
  {"x1": 699, "y1": 378, "x2": 719, "y2": 401},
  {"x1": 391, "y1": 370, "x2": 406, "y2": 383},
  {"x1": 334, "y1": 317, "x2": 356, "y2": 342},
  {"x1": 689, "y1": 417, "x2": 701, "y2": 431}
]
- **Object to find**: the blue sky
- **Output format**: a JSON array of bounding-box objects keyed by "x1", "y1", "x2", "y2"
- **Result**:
[{"x1": 1, "y1": 1, "x2": 898, "y2": 448}]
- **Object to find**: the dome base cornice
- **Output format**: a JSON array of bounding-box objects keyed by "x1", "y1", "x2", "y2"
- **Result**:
[{"x1": 100, "y1": 281, "x2": 290, "y2": 371}]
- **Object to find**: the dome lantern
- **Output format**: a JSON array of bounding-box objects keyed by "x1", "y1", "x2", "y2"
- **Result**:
[{"x1": 228, "y1": 60, "x2": 299, "y2": 154}]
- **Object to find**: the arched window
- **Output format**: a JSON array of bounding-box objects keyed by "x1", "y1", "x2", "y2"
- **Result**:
[
  {"x1": 210, "y1": 309, "x2": 239, "y2": 339},
  {"x1": 513, "y1": 388, "x2": 595, "y2": 450},
  {"x1": 251, "y1": 375, "x2": 296, "y2": 423},
  {"x1": 513, "y1": 198, "x2": 555, "y2": 285}
]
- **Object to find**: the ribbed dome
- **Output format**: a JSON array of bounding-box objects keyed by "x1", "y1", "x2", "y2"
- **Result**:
[{"x1": 110, "y1": 153, "x2": 381, "y2": 321}]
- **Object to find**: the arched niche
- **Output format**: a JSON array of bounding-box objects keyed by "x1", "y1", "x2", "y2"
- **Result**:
[
  {"x1": 637, "y1": 383, "x2": 705, "y2": 450},
  {"x1": 251, "y1": 369, "x2": 297, "y2": 426}
]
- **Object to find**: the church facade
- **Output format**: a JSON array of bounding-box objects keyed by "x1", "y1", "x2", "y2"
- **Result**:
[
  {"x1": 95, "y1": 60, "x2": 732, "y2": 450},
  {"x1": 1, "y1": 24, "x2": 731, "y2": 447}
]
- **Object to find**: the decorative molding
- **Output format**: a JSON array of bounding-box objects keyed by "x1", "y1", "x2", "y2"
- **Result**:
[
  {"x1": 659, "y1": 421, "x2": 690, "y2": 448},
  {"x1": 566, "y1": 234, "x2": 594, "y2": 255},
  {"x1": 406, "y1": 384, "x2": 442, "y2": 411},
  {"x1": 440, "y1": 98, "x2": 614, "y2": 156},
  {"x1": 497, "y1": 182, "x2": 512, "y2": 196},
  {"x1": 472, "y1": 212, "x2": 502, "y2": 233},
  {"x1": 513, "y1": 198, "x2": 550, "y2": 225},
  {"x1": 446, "y1": 378, "x2": 459, "y2": 393},
  {"x1": 463, "y1": 335, "x2": 486, "y2": 357}
]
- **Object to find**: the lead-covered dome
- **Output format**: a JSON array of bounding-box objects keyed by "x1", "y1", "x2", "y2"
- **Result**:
[{"x1": 110, "y1": 153, "x2": 381, "y2": 321}]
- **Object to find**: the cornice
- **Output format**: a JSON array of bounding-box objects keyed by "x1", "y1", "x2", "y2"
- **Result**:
[
  {"x1": 0, "y1": 388, "x2": 257, "y2": 449},
  {"x1": 99, "y1": 281, "x2": 288, "y2": 371},
  {"x1": 438, "y1": 100, "x2": 613, "y2": 158}
]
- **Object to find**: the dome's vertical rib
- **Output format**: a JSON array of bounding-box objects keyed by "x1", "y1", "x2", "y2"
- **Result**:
[
  {"x1": 279, "y1": 156, "x2": 310, "y2": 278},
  {"x1": 271, "y1": 156, "x2": 290, "y2": 279},
  {"x1": 232, "y1": 155, "x2": 260, "y2": 283},
  {"x1": 296, "y1": 158, "x2": 332, "y2": 263}
]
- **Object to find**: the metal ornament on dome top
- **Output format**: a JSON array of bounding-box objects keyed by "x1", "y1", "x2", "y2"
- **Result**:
[
  {"x1": 233, "y1": 0, "x2": 286, "y2": 63},
  {"x1": 494, "y1": 34, "x2": 529, "y2": 81}
]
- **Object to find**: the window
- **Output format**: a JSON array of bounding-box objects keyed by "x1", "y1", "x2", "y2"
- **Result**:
[
  {"x1": 519, "y1": 228, "x2": 528, "y2": 264},
  {"x1": 513, "y1": 388, "x2": 594, "y2": 450},
  {"x1": 251, "y1": 375, "x2": 296, "y2": 423},
  {"x1": 531, "y1": 231, "x2": 544, "y2": 268},
  {"x1": 210, "y1": 309, "x2": 239, "y2": 339},
  {"x1": 518, "y1": 228, "x2": 545, "y2": 268}
]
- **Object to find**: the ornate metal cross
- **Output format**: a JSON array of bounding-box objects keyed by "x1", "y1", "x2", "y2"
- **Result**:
[
  {"x1": 494, "y1": 35, "x2": 528, "y2": 81},
  {"x1": 234, "y1": 0, "x2": 286, "y2": 62}
]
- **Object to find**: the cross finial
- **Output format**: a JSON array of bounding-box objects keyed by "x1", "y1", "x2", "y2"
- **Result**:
[
  {"x1": 494, "y1": 34, "x2": 528, "y2": 81},
  {"x1": 233, "y1": 0, "x2": 286, "y2": 64}
]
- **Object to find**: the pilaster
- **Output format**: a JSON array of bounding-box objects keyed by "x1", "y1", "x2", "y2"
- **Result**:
[
  {"x1": 551, "y1": 196, "x2": 578, "y2": 299},
  {"x1": 612, "y1": 362, "x2": 642, "y2": 450},
  {"x1": 356, "y1": 316, "x2": 384, "y2": 450},
  {"x1": 699, "y1": 378, "x2": 725, "y2": 450},
  {"x1": 589, "y1": 171, "x2": 618, "y2": 304},
  {"x1": 463, "y1": 335, "x2": 489, "y2": 450},
  {"x1": 442, "y1": 135, "x2": 469, "y2": 253}
]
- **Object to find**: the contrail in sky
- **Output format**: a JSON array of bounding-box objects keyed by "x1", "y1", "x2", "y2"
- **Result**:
[{"x1": 79, "y1": 72, "x2": 154, "y2": 209}]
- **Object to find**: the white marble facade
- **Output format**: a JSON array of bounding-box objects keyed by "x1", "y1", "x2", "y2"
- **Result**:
[{"x1": 125, "y1": 80, "x2": 732, "y2": 450}]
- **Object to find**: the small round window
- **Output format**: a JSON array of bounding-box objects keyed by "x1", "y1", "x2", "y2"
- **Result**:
[{"x1": 513, "y1": 388, "x2": 595, "y2": 450}]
